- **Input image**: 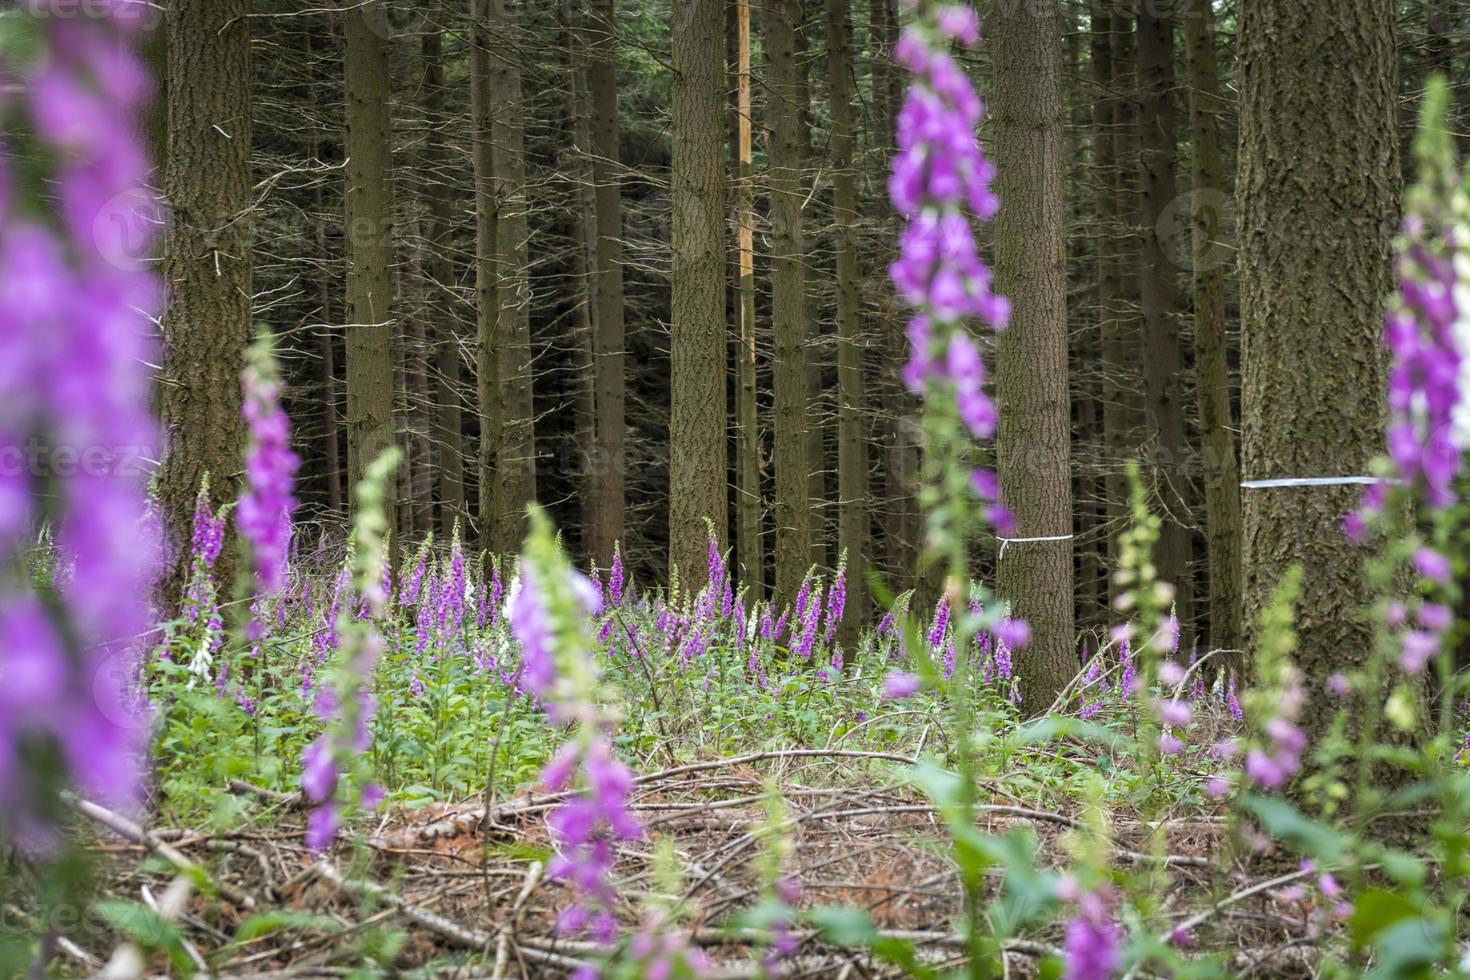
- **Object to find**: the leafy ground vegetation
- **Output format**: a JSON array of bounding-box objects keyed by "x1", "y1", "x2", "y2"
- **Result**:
[{"x1": 9, "y1": 3, "x2": 1470, "y2": 980}]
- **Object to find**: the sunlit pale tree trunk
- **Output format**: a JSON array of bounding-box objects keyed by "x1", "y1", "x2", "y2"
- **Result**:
[
  {"x1": 991, "y1": 0, "x2": 1076, "y2": 714},
  {"x1": 733, "y1": 0, "x2": 765, "y2": 598},
  {"x1": 668, "y1": 0, "x2": 729, "y2": 585},
  {"x1": 158, "y1": 0, "x2": 252, "y2": 608},
  {"x1": 1238, "y1": 0, "x2": 1398, "y2": 726}
]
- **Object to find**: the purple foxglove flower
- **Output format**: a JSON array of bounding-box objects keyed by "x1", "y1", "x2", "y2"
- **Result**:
[
  {"x1": 884, "y1": 671, "x2": 922, "y2": 701},
  {"x1": 237, "y1": 336, "x2": 300, "y2": 595}
]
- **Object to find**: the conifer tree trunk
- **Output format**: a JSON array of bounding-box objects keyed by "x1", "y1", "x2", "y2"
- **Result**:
[
  {"x1": 422, "y1": 17, "x2": 465, "y2": 538},
  {"x1": 992, "y1": 0, "x2": 1076, "y2": 714},
  {"x1": 1184, "y1": 0, "x2": 1243, "y2": 655},
  {"x1": 869, "y1": 0, "x2": 919, "y2": 593},
  {"x1": 486, "y1": 0, "x2": 536, "y2": 554},
  {"x1": 1109, "y1": 12, "x2": 1146, "y2": 559},
  {"x1": 586, "y1": 0, "x2": 628, "y2": 568},
  {"x1": 1137, "y1": 4, "x2": 1192, "y2": 633},
  {"x1": 824, "y1": 0, "x2": 865, "y2": 642},
  {"x1": 764, "y1": 0, "x2": 812, "y2": 606},
  {"x1": 734, "y1": 0, "x2": 765, "y2": 598},
  {"x1": 795, "y1": 5, "x2": 826, "y2": 570},
  {"x1": 1090, "y1": 1, "x2": 1123, "y2": 569},
  {"x1": 158, "y1": 0, "x2": 252, "y2": 608},
  {"x1": 470, "y1": 0, "x2": 501, "y2": 550},
  {"x1": 1238, "y1": 0, "x2": 1398, "y2": 723},
  {"x1": 668, "y1": 0, "x2": 729, "y2": 584},
  {"x1": 562, "y1": 0, "x2": 599, "y2": 554},
  {"x1": 343, "y1": 0, "x2": 397, "y2": 542}
]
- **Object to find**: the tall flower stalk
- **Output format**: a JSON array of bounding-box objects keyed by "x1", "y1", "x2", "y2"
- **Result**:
[
  {"x1": 301, "y1": 449, "x2": 398, "y2": 851},
  {"x1": 0, "y1": 2, "x2": 162, "y2": 847},
  {"x1": 509, "y1": 508, "x2": 644, "y2": 957}
]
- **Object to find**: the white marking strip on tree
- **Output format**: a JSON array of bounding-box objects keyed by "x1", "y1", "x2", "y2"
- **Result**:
[
  {"x1": 1239, "y1": 477, "x2": 1399, "y2": 489},
  {"x1": 996, "y1": 534, "x2": 1074, "y2": 561}
]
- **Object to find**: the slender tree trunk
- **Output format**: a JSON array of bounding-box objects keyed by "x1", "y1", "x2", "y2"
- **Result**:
[
  {"x1": 1137, "y1": 4, "x2": 1192, "y2": 634},
  {"x1": 486, "y1": 0, "x2": 536, "y2": 554},
  {"x1": 563, "y1": 0, "x2": 600, "y2": 556},
  {"x1": 734, "y1": 0, "x2": 765, "y2": 598},
  {"x1": 470, "y1": 0, "x2": 501, "y2": 550},
  {"x1": 1238, "y1": 0, "x2": 1398, "y2": 729},
  {"x1": 422, "y1": 17, "x2": 465, "y2": 538},
  {"x1": 157, "y1": 0, "x2": 252, "y2": 608},
  {"x1": 309, "y1": 84, "x2": 343, "y2": 520},
  {"x1": 823, "y1": 0, "x2": 865, "y2": 642},
  {"x1": 1184, "y1": 0, "x2": 1243, "y2": 655},
  {"x1": 869, "y1": 0, "x2": 919, "y2": 594},
  {"x1": 586, "y1": 0, "x2": 628, "y2": 569},
  {"x1": 764, "y1": 0, "x2": 812, "y2": 606},
  {"x1": 668, "y1": 0, "x2": 729, "y2": 584},
  {"x1": 343, "y1": 1, "x2": 398, "y2": 549},
  {"x1": 992, "y1": 0, "x2": 1076, "y2": 714},
  {"x1": 795, "y1": 4, "x2": 826, "y2": 570},
  {"x1": 1109, "y1": 12, "x2": 1146, "y2": 561}
]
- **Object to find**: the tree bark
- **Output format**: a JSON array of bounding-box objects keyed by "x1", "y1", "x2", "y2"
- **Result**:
[
  {"x1": 422, "y1": 16, "x2": 465, "y2": 539},
  {"x1": 668, "y1": 0, "x2": 729, "y2": 585},
  {"x1": 764, "y1": 0, "x2": 812, "y2": 607},
  {"x1": 1137, "y1": 3, "x2": 1192, "y2": 636},
  {"x1": 486, "y1": 0, "x2": 536, "y2": 555},
  {"x1": 1108, "y1": 12, "x2": 1146, "y2": 563},
  {"x1": 824, "y1": 0, "x2": 865, "y2": 643},
  {"x1": 992, "y1": 0, "x2": 1076, "y2": 714},
  {"x1": 869, "y1": 0, "x2": 919, "y2": 595},
  {"x1": 343, "y1": 0, "x2": 398, "y2": 547},
  {"x1": 1183, "y1": 0, "x2": 1243, "y2": 655},
  {"x1": 470, "y1": 0, "x2": 501, "y2": 551},
  {"x1": 1237, "y1": 0, "x2": 1398, "y2": 729},
  {"x1": 157, "y1": 0, "x2": 252, "y2": 609},
  {"x1": 585, "y1": 0, "x2": 629, "y2": 569}
]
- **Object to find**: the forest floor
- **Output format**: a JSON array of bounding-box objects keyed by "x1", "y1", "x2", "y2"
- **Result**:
[{"x1": 68, "y1": 708, "x2": 1333, "y2": 978}]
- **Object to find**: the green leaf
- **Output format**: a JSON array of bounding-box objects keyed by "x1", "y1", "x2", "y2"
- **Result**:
[
  {"x1": 1362, "y1": 918, "x2": 1448, "y2": 979},
  {"x1": 1349, "y1": 890, "x2": 1420, "y2": 948},
  {"x1": 1240, "y1": 794, "x2": 1346, "y2": 861},
  {"x1": 233, "y1": 910, "x2": 341, "y2": 943},
  {"x1": 806, "y1": 905, "x2": 877, "y2": 946}
]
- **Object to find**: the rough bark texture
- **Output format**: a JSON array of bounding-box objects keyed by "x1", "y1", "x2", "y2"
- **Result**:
[
  {"x1": 1108, "y1": 12, "x2": 1145, "y2": 561},
  {"x1": 734, "y1": 0, "x2": 765, "y2": 599},
  {"x1": 343, "y1": 1, "x2": 398, "y2": 543},
  {"x1": 1237, "y1": 0, "x2": 1398, "y2": 730},
  {"x1": 1183, "y1": 0, "x2": 1243, "y2": 655},
  {"x1": 586, "y1": 0, "x2": 628, "y2": 569},
  {"x1": 991, "y1": 0, "x2": 1076, "y2": 715},
  {"x1": 796, "y1": 7, "x2": 826, "y2": 571},
  {"x1": 487, "y1": 0, "x2": 537, "y2": 555},
  {"x1": 1137, "y1": 4, "x2": 1192, "y2": 635},
  {"x1": 825, "y1": 0, "x2": 865, "y2": 644},
  {"x1": 157, "y1": 0, "x2": 252, "y2": 609},
  {"x1": 764, "y1": 0, "x2": 812, "y2": 607},
  {"x1": 470, "y1": 0, "x2": 501, "y2": 551},
  {"x1": 870, "y1": 0, "x2": 920, "y2": 594},
  {"x1": 668, "y1": 0, "x2": 729, "y2": 585},
  {"x1": 422, "y1": 19, "x2": 465, "y2": 539},
  {"x1": 563, "y1": 0, "x2": 599, "y2": 553}
]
